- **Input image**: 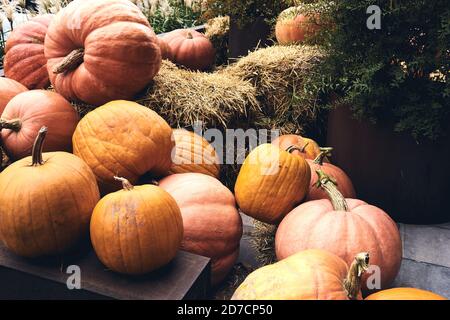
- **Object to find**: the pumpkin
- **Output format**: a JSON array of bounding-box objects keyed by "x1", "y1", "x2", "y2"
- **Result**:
[
  {"x1": 365, "y1": 288, "x2": 447, "y2": 300},
  {"x1": 275, "y1": 7, "x2": 322, "y2": 45},
  {"x1": 159, "y1": 173, "x2": 242, "y2": 285},
  {"x1": 0, "y1": 90, "x2": 79, "y2": 160},
  {"x1": 306, "y1": 147, "x2": 356, "y2": 201},
  {"x1": 162, "y1": 29, "x2": 215, "y2": 71},
  {"x1": 157, "y1": 37, "x2": 173, "y2": 60},
  {"x1": 234, "y1": 144, "x2": 311, "y2": 224},
  {"x1": 0, "y1": 78, "x2": 28, "y2": 114},
  {"x1": 72, "y1": 100, "x2": 174, "y2": 193},
  {"x1": 232, "y1": 249, "x2": 370, "y2": 300},
  {"x1": 44, "y1": 0, "x2": 161, "y2": 106},
  {"x1": 275, "y1": 170, "x2": 402, "y2": 290},
  {"x1": 90, "y1": 176, "x2": 183, "y2": 274},
  {"x1": 169, "y1": 129, "x2": 220, "y2": 178},
  {"x1": 0, "y1": 127, "x2": 100, "y2": 257},
  {"x1": 4, "y1": 14, "x2": 53, "y2": 89},
  {"x1": 271, "y1": 134, "x2": 323, "y2": 160}
]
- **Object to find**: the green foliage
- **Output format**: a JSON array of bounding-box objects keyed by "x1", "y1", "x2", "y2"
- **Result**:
[{"x1": 312, "y1": 0, "x2": 450, "y2": 140}]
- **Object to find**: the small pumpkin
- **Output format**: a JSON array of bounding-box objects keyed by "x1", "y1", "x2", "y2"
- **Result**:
[
  {"x1": 0, "y1": 127, "x2": 100, "y2": 257},
  {"x1": 72, "y1": 100, "x2": 174, "y2": 193},
  {"x1": 4, "y1": 14, "x2": 53, "y2": 89},
  {"x1": 169, "y1": 129, "x2": 220, "y2": 178},
  {"x1": 306, "y1": 147, "x2": 355, "y2": 201},
  {"x1": 159, "y1": 173, "x2": 242, "y2": 285},
  {"x1": 232, "y1": 249, "x2": 370, "y2": 300},
  {"x1": 44, "y1": 0, "x2": 161, "y2": 106},
  {"x1": 157, "y1": 37, "x2": 173, "y2": 60},
  {"x1": 275, "y1": 170, "x2": 402, "y2": 290},
  {"x1": 271, "y1": 134, "x2": 322, "y2": 160},
  {"x1": 365, "y1": 288, "x2": 447, "y2": 300},
  {"x1": 0, "y1": 78, "x2": 28, "y2": 114},
  {"x1": 234, "y1": 144, "x2": 311, "y2": 224},
  {"x1": 162, "y1": 29, "x2": 215, "y2": 71},
  {"x1": 0, "y1": 90, "x2": 79, "y2": 160},
  {"x1": 90, "y1": 177, "x2": 183, "y2": 274},
  {"x1": 275, "y1": 7, "x2": 322, "y2": 45}
]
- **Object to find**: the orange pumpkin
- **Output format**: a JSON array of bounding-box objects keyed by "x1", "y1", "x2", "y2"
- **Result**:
[
  {"x1": 234, "y1": 144, "x2": 311, "y2": 224},
  {"x1": 0, "y1": 78, "x2": 28, "y2": 114},
  {"x1": 169, "y1": 129, "x2": 220, "y2": 178},
  {"x1": 365, "y1": 288, "x2": 447, "y2": 300},
  {"x1": 4, "y1": 14, "x2": 53, "y2": 89},
  {"x1": 271, "y1": 134, "x2": 322, "y2": 160},
  {"x1": 90, "y1": 176, "x2": 183, "y2": 274},
  {"x1": 306, "y1": 147, "x2": 355, "y2": 201},
  {"x1": 162, "y1": 29, "x2": 215, "y2": 71},
  {"x1": 232, "y1": 250, "x2": 370, "y2": 300},
  {"x1": 0, "y1": 127, "x2": 100, "y2": 257},
  {"x1": 159, "y1": 173, "x2": 242, "y2": 285},
  {"x1": 0, "y1": 90, "x2": 79, "y2": 160},
  {"x1": 275, "y1": 170, "x2": 402, "y2": 290},
  {"x1": 44, "y1": 0, "x2": 161, "y2": 106},
  {"x1": 275, "y1": 7, "x2": 321, "y2": 45},
  {"x1": 157, "y1": 37, "x2": 173, "y2": 60},
  {"x1": 72, "y1": 100, "x2": 174, "y2": 193}
]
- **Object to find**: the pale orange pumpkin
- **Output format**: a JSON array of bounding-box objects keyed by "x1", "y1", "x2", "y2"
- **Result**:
[
  {"x1": 271, "y1": 134, "x2": 323, "y2": 160},
  {"x1": 169, "y1": 129, "x2": 220, "y2": 178},
  {"x1": 275, "y1": 170, "x2": 402, "y2": 290},
  {"x1": 275, "y1": 7, "x2": 321, "y2": 45},
  {"x1": 365, "y1": 288, "x2": 447, "y2": 300},
  {"x1": 44, "y1": 0, "x2": 161, "y2": 106},
  {"x1": 90, "y1": 177, "x2": 183, "y2": 275},
  {"x1": 0, "y1": 78, "x2": 28, "y2": 114},
  {"x1": 0, "y1": 127, "x2": 100, "y2": 257},
  {"x1": 159, "y1": 173, "x2": 242, "y2": 285}
]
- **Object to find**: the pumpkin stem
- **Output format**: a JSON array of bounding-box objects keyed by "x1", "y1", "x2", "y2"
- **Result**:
[
  {"x1": 114, "y1": 176, "x2": 134, "y2": 191},
  {"x1": 343, "y1": 252, "x2": 370, "y2": 300},
  {"x1": 53, "y1": 48, "x2": 84, "y2": 74},
  {"x1": 286, "y1": 143, "x2": 308, "y2": 154},
  {"x1": 313, "y1": 147, "x2": 333, "y2": 165},
  {"x1": 31, "y1": 126, "x2": 48, "y2": 166},
  {"x1": 315, "y1": 169, "x2": 349, "y2": 211},
  {"x1": 186, "y1": 31, "x2": 193, "y2": 39},
  {"x1": 0, "y1": 118, "x2": 22, "y2": 131}
]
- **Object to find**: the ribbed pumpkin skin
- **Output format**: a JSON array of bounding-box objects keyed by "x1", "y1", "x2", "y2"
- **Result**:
[
  {"x1": 90, "y1": 184, "x2": 183, "y2": 274},
  {"x1": 232, "y1": 249, "x2": 359, "y2": 300},
  {"x1": 1, "y1": 90, "x2": 79, "y2": 160},
  {"x1": 365, "y1": 288, "x2": 447, "y2": 300},
  {"x1": 275, "y1": 199, "x2": 402, "y2": 290},
  {"x1": 72, "y1": 101, "x2": 174, "y2": 193},
  {"x1": 306, "y1": 160, "x2": 356, "y2": 201},
  {"x1": 159, "y1": 173, "x2": 242, "y2": 285},
  {"x1": 170, "y1": 129, "x2": 220, "y2": 178},
  {"x1": 44, "y1": 0, "x2": 161, "y2": 106},
  {"x1": 271, "y1": 134, "x2": 322, "y2": 160},
  {"x1": 157, "y1": 37, "x2": 173, "y2": 60},
  {"x1": 0, "y1": 152, "x2": 100, "y2": 257},
  {"x1": 4, "y1": 14, "x2": 53, "y2": 89},
  {"x1": 275, "y1": 10, "x2": 321, "y2": 45},
  {"x1": 163, "y1": 29, "x2": 215, "y2": 71},
  {"x1": 0, "y1": 78, "x2": 28, "y2": 114},
  {"x1": 235, "y1": 144, "x2": 311, "y2": 224}
]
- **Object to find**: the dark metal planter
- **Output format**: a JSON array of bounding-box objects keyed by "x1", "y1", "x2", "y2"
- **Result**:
[
  {"x1": 228, "y1": 17, "x2": 272, "y2": 59},
  {"x1": 326, "y1": 105, "x2": 450, "y2": 224}
]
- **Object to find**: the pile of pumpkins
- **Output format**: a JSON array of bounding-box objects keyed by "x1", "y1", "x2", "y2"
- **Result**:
[{"x1": 0, "y1": 0, "x2": 446, "y2": 300}]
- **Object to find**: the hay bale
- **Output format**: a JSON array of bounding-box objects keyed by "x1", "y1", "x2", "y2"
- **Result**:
[
  {"x1": 205, "y1": 16, "x2": 230, "y2": 66},
  {"x1": 222, "y1": 45, "x2": 325, "y2": 135},
  {"x1": 250, "y1": 220, "x2": 278, "y2": 267}
]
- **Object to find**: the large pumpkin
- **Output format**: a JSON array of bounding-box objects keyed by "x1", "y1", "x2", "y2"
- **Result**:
[
  {"x1": 162, "y1": 29, "x2": 215, "y2": 71},
  {"x1": 232, "y1": 249, "x2": 370, "y2": 300},
  {"x1": 44, "y1": 0, "x2": 161, "y2": 106},
  {"x1": 0, "y1": 90, "x2": 79, "y2": 160},
  {"x1": 0, "y1": 127, "x2": 100, "y2": 257},
  {"x1": 306, "y1": 147, "x2": 355, "y2": 201},
  {"x1": 72, "y1": 100, "x2": 174, "y2": 193},
  {"x1": 235, "y1": 144, "x2": 311, "y2": 224},
  {"x1": 90, "y1": 177, "x2": 183, "y2": 274},
  {"x1": 275, "y1": 7, "x2": 321, "y2": 45},
  {"x1": 4, "y1": 14, "x2": 53, "y2": 89},
  {"x1": 271, "y1": 134, "x2": 322, "y2": 160},
  {"x1": 0, "y1": 78, "x2": 28, "y2": 114},
  {"x1": 157, "y1": 37, "x2": 173, "y2": 61},
  {"x1": 275, "y1": 170, "x2": 402, "y2": 290},
  {"x1": 169, "y1": 129, "x2": 220, "y2": 178},
  {"x1": 159, "y1": 173, "x2": 242, "y2": 285},
  {"x1": 365, "y1": 288, "x2": 447, "y2": 300}
]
